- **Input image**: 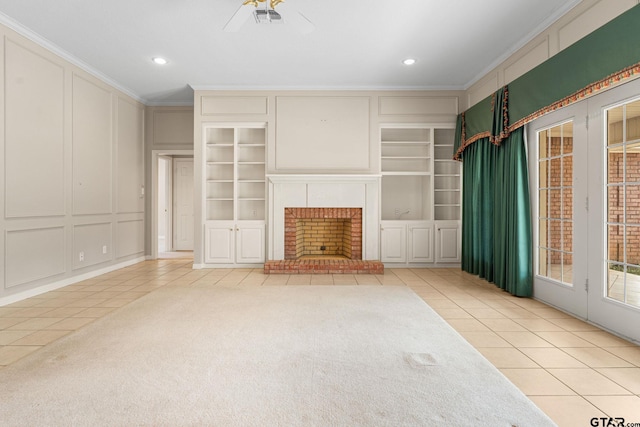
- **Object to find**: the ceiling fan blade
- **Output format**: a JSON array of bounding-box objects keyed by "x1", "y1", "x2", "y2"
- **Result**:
[
  {"x1": 223, "y1": 4, "x2": 254, "y2": 32},
  {"x1": 276, "y1": 3, "x2": 315, "y2": 34}
]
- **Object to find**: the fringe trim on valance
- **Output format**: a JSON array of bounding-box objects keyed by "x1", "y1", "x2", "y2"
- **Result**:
[
  {"x1": 489, "y1": 86, "x2": 510, "y2": 145},
  {"x1": 508, "y1": 62, "x2": 640, "y2": 131},
  {"x1": 454, "y1": 62, "x2": 640, "y2": 161}
]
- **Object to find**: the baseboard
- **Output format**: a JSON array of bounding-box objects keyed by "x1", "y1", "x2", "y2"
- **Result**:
[
  {"x1": 0, "y1": 256, "x2": 146, "y2": 307},
  {"x1": 382, "y1": 263, "x2": 461, "y2": 269}
]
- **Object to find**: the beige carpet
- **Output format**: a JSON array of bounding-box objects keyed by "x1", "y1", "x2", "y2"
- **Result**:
[{"x1": 0, "y1": 285, "x2": 555, "y2": 426}]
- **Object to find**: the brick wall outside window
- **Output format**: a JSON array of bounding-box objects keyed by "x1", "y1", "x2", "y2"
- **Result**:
[
  {"x1": 546, "y1": 137, "x2": 573, "y2": 265},
  {"x1": 608, "y1": 152, "x2": 640, "y2": 266}
]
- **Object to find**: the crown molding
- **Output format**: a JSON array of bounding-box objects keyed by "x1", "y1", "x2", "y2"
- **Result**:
[
  {"x1": 0, "y1": 11, "x2": 147, "y2": 105},
  {"x1": 464, "y1": 0, "x2": 582, "y2": 90}
]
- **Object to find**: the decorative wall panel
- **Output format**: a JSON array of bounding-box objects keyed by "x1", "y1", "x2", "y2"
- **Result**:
[
  {"x1": 201, "y1": 96, "x2": 268, "y2": 115},
  {"x1": 116, "y1": 219, "x2": 144, "y2": 258},
  {"x1": 72, "y1": 222, "x2": 112, "y2": 269},
  {"x1": 5, "y1": 227, "x2": 65, "y2": 288},
  {"x1": 72, "y1": 74, "x2": 113, "y2": 215},
  {"x1": 5, "y1": 39, "x2": 65, "y2": 218},
  {"x1": 275, "y1": 96, "x2": 370, "y2": 171},
  {"x1": 117, "y1": 98, "x2": 144, "y2": 213}
]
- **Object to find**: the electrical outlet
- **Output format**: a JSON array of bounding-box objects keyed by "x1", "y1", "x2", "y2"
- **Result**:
[
  {"x1": 79, "y1": 252, "x2": 84, "y2": 262},
  {"x1": 102, "y1": 245, "x2": 107, "y2": 254},
  {"x1": 252, "y1": 209, "x2": 257, "y2": 217}
]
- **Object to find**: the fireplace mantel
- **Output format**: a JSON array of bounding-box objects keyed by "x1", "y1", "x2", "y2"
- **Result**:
[{"x1": 267, "y1": 175, "x2": 381, "y2": 261}]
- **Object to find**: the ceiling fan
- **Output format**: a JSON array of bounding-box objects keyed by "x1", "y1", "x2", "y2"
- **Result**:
[{"x1": 223, "y1": 0, "x2": 315, "y2": 34}]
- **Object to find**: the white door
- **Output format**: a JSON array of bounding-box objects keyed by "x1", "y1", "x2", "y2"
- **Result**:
[
  {"x1": 435, "y1": 222, "x2": 461, "y2": 263},
  {"x1": 174, "y1": 158, "x2": 194, "y2": 250},
  {"x1": 380, "y1": 222, "x2": 406, "y2": 263},
  {"x1": 236, "y1": 222, "x2": 265, "y2": 263},
  {"x1": 205, "y1": 223, "x2": 234, "y2": 263},
  {"x1": 527, "y1": 102, "x2": 589, "y2": 318},
  {"x1": 586, "y1": 78, "x2": 640, "y2": 342},
  {"x1": 408, "y1": 223, "x2": 433, "y2": 263}
]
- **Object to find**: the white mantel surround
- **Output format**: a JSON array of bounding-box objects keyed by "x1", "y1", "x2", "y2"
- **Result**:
[{"x1": 267, "y1": 175, "x2": 381, "y2": 261}]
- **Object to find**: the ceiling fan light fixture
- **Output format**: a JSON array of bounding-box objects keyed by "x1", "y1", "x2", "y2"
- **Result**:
[
  {"x1": 254, "y1": 9, "x2": 282, "y2": 23},
  {"x1": 403, "y1": 58, "x2": 416, "y2": 66},
  {"x1": 152, "y1": 57, "x2": 168, "y2": 65}
]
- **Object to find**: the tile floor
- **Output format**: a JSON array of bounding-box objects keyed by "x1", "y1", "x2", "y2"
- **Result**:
[{"x1": 1, "y1": 258, "x2": 640, "y2": 427}]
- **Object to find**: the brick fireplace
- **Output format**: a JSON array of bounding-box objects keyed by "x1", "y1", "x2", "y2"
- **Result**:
[
  {"x1": 265, "y1": 175, "x2": 383, "y2": 273},
  {"x1": 265, "y1": 206, "x2": 382, "y2": 274},
  {"x1": 284, "y1": 208, "x2": 362, "y2": 260}
]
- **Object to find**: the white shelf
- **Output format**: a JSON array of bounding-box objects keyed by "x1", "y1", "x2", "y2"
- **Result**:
[
  {"x1": 382, "y1": 141, "x2": 430, "y2": 145},
  {"x1": 382, "y1": 171, "x2": 431, "y2": 176},
  {"x1": 382, "y1": 156, "x2": 430, "y2": 160},
  {"x1": 381, "y1": 125, "x2": 460, "y2": 222},
  {"x1": 203, "y1": 124, "x2": 266, "y2": 222}
]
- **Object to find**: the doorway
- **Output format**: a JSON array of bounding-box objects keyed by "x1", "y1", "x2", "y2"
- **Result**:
[
  {"x1": 152, "y1": 150, "x2": 194, "y2": 259},
  {"x1": 527, "y1": 78, "x2": 640, "y2": 343}
]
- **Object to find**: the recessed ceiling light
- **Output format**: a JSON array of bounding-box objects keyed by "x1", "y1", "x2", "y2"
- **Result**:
[
  {"x1": 403, "y1": 58, "x2": 416, "y2": 66},
  {"x1": 152, "y1": 57, "x2": 168, "y2": 65}
]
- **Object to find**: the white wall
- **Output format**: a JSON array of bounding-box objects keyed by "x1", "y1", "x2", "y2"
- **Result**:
[
  {"x1": 466, "y1": 0, "x2": 639, "y2": 107},
  {"x1": 0, "y1": 24, "x2": 145, "y2": 304}
]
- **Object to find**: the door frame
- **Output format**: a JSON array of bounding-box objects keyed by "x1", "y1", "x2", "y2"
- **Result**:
[
  {"x1": 151, "y1": 149, "x2": 193, "y2": 259},
  {"x1": 158, "y1": 155, "x2": 173, "y2": 252}
]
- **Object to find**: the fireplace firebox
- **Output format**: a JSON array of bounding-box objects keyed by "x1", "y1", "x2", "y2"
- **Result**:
[{"x1": 284, "y1": 208, "x2": 362, "y2": 260}]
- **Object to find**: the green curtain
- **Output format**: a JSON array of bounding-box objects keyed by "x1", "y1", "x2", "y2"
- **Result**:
[{"x1": 461, "y1": 127, "x2": 533, "y2": 296}]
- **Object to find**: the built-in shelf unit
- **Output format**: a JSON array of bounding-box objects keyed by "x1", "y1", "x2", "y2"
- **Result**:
[
  {"x1": 433, "y1": 128, "x2": 461, "y2": 221},
  {"x1": 203, "y1": 123, "x2": 266, "y2": 264},
  {"x1": 380, "y1": 124, "x2": 461, "y2": 264}
]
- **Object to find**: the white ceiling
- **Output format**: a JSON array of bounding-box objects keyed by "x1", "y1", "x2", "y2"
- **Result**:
[{"x1": 0, "y1": 0, "x2": 581, "y2": 106}]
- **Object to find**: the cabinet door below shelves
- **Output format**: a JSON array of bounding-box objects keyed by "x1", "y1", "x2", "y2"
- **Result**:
[
  {"x1": 236, "y1": 223, "x2": 265, "y2": 263},
  {"x1": 205, "y1": 224, "x2": 234, "y2": 264},
  {"x1": 408, "y1": 224, "x2": 433, "y2": 263},
  {"x1": 380, "y1": 224, "x2": 407, "y2": 263},
  {"x1": 435, "y1": 222, "x2": 461, "y2": 263}
]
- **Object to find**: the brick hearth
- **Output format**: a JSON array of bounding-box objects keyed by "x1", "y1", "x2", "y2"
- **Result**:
[{"x1": 264, "y1": 259, "x2": 384, "y2": 274}]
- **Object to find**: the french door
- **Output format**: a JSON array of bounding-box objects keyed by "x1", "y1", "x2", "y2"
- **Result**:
[
  {"x1": 527, "y1": 102, "x2": 589, "y2": 319},
  {"x1": 527, "y1": 78, "x2": 640, "y2": 343},
  {"x1": 587, "y1": 79, "x2": 640, "y2": 342}
]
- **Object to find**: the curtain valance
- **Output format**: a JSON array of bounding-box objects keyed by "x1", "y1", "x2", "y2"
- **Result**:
[{"x1": 454, "y1": 4, "x2": 640, "y2": 160}]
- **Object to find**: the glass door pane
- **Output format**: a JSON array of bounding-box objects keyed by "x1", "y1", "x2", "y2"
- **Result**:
[
  {"x1": 537, "y1": 121, "x2": 574, "y2": 285},
  {"x1": 605, "y1": 99, "x2": 640, "y2": 308}
]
